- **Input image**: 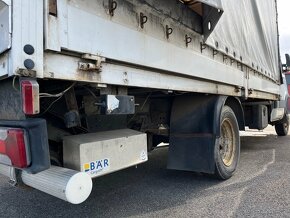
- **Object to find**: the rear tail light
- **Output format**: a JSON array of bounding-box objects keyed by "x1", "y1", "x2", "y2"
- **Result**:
[
  {"x1": 0, "y1": 128, "x2": 30, "y2": 168},
  {"x1": 21, "y1": 80, "x2": 40, "y2": 115}
]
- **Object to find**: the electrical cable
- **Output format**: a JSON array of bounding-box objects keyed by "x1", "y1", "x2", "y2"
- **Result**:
[
  {"x1": 39, "y1": 95, "x2": 64, "y2": 116},
  {"x1": 39, "y1": 82, "x2": 76, "y2": 115},
  {"x1": 39, "y1": 82, "x2": 77, "y2": 98},
  {"x1": 12, "y1": 75, "x2": 20, "y2": 92}
]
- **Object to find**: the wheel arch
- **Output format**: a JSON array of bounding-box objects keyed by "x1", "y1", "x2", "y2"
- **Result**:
[
  {"x1": 213, "y1": 96, "x2": 245, "y2": 137},
  {"x1": 224, "y1": 97, "x2": 245, "y2": 131}
]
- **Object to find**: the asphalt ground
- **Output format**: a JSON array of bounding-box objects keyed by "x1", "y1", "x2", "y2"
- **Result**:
[{"x1": 1, "y1": 126, "x2": 290, "y2": 218}]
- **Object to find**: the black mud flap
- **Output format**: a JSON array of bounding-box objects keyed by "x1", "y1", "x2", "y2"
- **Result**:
[
  {"x1": 167, "y1": 95, "x2": 226, "y2": 174},
  {"x1": 0, "y1": 119, "x2": 50, "y2": 174}
]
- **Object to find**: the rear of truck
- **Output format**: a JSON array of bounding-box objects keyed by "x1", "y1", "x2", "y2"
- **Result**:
[{"x1": 0, "y1": 0, "x2": 288, "y2": 204}]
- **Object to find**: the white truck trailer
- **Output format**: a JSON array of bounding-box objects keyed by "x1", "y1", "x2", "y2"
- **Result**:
[{"x1": 0, "y1": 0, "x2": 288, "y2": 204}]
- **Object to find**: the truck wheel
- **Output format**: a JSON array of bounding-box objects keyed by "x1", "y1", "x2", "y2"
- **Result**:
[
  {"x1": 275, "y1": 116, "x2": 289, "y2": 136},
  {"x1": 214, "y1": 105, "x2": 240, "y2": 180}
]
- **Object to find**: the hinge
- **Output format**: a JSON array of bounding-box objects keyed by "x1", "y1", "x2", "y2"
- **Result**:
[{"x1": 79, "y1": 54, "x2": 106, "y2": 71}]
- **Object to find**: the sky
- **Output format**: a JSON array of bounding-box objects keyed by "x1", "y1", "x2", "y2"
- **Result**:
[{"x1": 278, "y1": 0, "x2": 290, "y2": 63}]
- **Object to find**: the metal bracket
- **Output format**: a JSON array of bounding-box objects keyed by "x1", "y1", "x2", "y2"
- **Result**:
[
  {"x1": 109, "y1": 0, "x2": 117, "y2": 16},
  {"x1": 0, "y1": 164, "x2": 17, "y2": 186},
  {"x1": 234, "y1": 86, "x2": 241, "y2": 93},
  {"x1": 8, "y1": 168, "x2": 18, "y2": 186},
  {"x1": 213, "y1": 49, "x2": 218, "y2": 58},
  {"x1": 17, "y1": 69, "x2": 37, "y2": 77},
  {"x1": 166, "y1": 25, "x2": 173, "y2": 39},
  {"x1": 185, "y1": 35, "x2": 192, "y2": 47},
  {"x1": 79, "y1": 54, "x2": 106, "y2": 71},
  {"x1": 200, "y1": 42, "x2": 207, "y2": 53},
  {"x1": 140, "y1": 13, "x2": 148, "y2": 29}
]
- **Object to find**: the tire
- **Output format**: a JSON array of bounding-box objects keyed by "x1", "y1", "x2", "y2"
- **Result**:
[
  {"x1": 214, "y1": 105, "x2": 240, "y2": 180},
  {"x1": 275, "y1": 115, "x2": 289, "y2": 136}
]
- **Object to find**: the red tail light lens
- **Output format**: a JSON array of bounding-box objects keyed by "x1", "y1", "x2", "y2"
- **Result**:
[
  {"x1": 21, "y1": 80, "x2": 40, "y2": 115},
  {"x1": 0, "y1": 140, "x2": 6, "y2": 154},
  {"x1": 0, "y1": 129, "x2": 29, "y2": 168}
]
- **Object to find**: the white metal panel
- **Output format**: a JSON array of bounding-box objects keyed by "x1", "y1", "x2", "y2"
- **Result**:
[
  {"x1": 100, "y1": 63, "x2": 240, "y2": 95},
  {"x1": 10, "y1": 0, "x2": 44, "y2": 77},
  {"x1": 248, "y1": 72, "x2": 280, "y2": 95},
  {"x1": 46, "y1": 0, "x2": 203, "y2": 52},
  {"x1": 44, "y1": 53, "x2": 238, "y2": 96},
  {"x1": 44, "y1": 3, "x2": 61, "y2": 51},
  {"x1": 44, "y1": 53, "x2": 278, "y2": 100},
  {"x1": 45, "y1": 44, "x2": 246, "y2": 86},
  {"x1": 63, "y1": 129, "x2": 148, "y2": 178},
  {"x1": 63, "y1": 6, "x2": 197, "y2": 75},
  {"x1": 0, "y1": 0, "x2": 11, "y2": 54},
  {"x1": 44, "y1": 0, "x2": 68, "y2": 51},
  {"x1": 46, "y1": 1, "x2": 245, "y2": 86}
]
